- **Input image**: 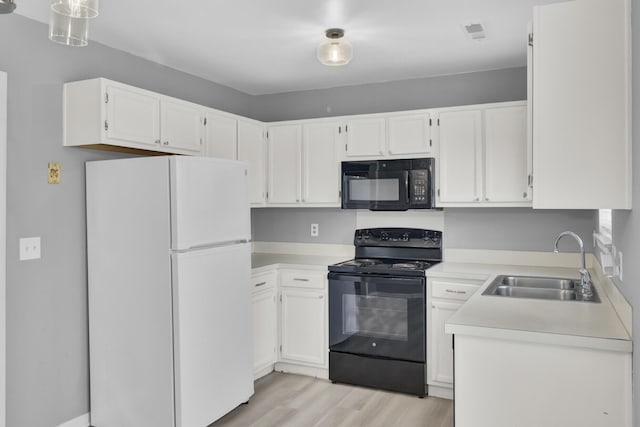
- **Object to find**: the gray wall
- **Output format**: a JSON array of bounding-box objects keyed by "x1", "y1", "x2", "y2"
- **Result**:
[
  {"x1": 444, "y1": 209, "x2": 596, "y2": 252},
  {"x1": 0, "y1": 15, "x2": 253, "y2": 427},
  {"x1": 251, "y1": 208, "x2": 356, "y2": 245},
  {"x1": 611, "y1": 0, "x2": 640, "y2": 423},
  {"x1": 251, "y1": 67, "x2": 527, "y2": 122}
]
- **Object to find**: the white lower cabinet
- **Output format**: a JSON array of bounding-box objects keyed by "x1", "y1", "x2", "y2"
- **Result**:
[
  {"x1": 251, "y1": 271, "x2": 277, "y2": 379},
  {"x1": 427, "y1": 277, "x2": 482, "y2": 398},
  {"x1": 278, "y1": 269, "x2": 327, "y2": 369},
  {"x1": 251, "y1": 266, "x2": 328, "y2": 380}
]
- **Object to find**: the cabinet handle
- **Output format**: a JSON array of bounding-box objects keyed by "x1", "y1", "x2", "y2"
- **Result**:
[
  {"x1": 523, "y1": 192, "x2": 528, "y2": 198},
  {"x1": 445, "y1": 289, "x2": 467, "y2": 294},
  {"x1": 318, "y1": 295, "x2": 324, "y2": 299},
  {"x1": 163, "y1": 141, "x2": 169, "y2": 145},
  {"x1": 485, "y1": 197, "x2": 489, "y2": 202},
  {"x1": 155, "y1": 139, "x2": 161, "y2": 144},
  {"x1": 474, "y1": 197, "x2": 480, "y2": 202},
  {"x1": 379, "y1": 149, "x2": 384, "y2": 154},
  {"x1": 255, "y1": 281, "x2": 267, "y2": 287},
  {"x1": 293, "y1": 278, "x2": 310, "y2": 282},
  {"x1": 296, "y1": 199, "x2": 300, "y2": 203}
]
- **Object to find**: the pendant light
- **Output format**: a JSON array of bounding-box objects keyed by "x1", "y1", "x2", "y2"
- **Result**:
[
  {"x1": 49, "y1": 9, "x2": 89, "y2": 47},
  {"x1": 51, "y1": 0, "x2": 98, "y2": 18},
  {"x1": 48, "y1": 0, "x2": 99, "y2": 47},
  {"x1": 0, "y1": 0, "x2": 16, "y2": 14},
  {"x1": 317, "y1": 28, "x2": 353, "y2": 66}
]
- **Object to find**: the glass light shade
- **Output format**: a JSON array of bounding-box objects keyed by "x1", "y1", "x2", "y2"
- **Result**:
[
  {"x1": 49, "y1": 9, "x2": 89, "y2": 47},
  {"x1": 51, "y1": 0, "x2": 99, "y2": 18},
  {"x1": 317, "y1": 38, "x2": 353, "y2": 66}
]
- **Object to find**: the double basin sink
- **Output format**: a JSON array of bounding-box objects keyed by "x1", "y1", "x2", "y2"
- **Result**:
[{"x1": 482, "y1": 275, "x2": 600, "y2": 303}]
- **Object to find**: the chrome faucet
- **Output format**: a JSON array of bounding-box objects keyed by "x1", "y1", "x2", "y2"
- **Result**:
[{"x1": 553, "y1": 231, "x2": 593, "y2": 298}]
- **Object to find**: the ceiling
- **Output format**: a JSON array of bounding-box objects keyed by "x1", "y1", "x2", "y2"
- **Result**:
[{"x1": 15, "y1": 0, "x2": 566, "y2": 95}]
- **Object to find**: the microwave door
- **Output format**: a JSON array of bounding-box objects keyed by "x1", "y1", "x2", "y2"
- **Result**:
[{"x1": 343, "y1": 171, "x2": 409, "y2": 210}]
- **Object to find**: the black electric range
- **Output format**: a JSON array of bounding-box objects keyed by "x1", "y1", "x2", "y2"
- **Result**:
[{"x1": 327, "y1": 227, "x2": 442, "y2": 397}]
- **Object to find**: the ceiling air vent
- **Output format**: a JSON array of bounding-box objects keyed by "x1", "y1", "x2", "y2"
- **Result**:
[{"x1": 462, "y1": 22, "x2": 486, "y2": 41}]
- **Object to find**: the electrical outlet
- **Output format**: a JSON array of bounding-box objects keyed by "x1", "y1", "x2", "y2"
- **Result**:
[
  {"x1": 19, "y1": 237, "x2": 41, "y2": 261},
  {"x1": 311, "y1": 223, "x2": 319, "y2": 237}
]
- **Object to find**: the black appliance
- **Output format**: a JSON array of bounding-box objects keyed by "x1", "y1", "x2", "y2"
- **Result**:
[
  {"x1": 341, "y1": 158, "x2": 436, "y2": 211},
  {"x1": 328, "y1": 227, "x2": 443, "y2": 397}
]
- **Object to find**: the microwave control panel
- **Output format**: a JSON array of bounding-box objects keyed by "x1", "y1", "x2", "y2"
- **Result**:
[{"x1": 410, "y1": 170, "x2": 430, "y2": 206}]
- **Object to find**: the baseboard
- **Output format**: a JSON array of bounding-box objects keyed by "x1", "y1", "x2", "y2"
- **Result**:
[
  {"x1": 274, "y1": 362, "x2": 328, "y2": 380},
  {"x1": 427, "y1": 384, "x2": 454, "y2": 400},
  {"x1": 57, "y1": 413, "x2": 90, "y2": 427}
]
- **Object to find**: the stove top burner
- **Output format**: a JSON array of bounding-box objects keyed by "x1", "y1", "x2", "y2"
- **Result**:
[{"x1": 330, "y1": 258, "x2": 434, "y2": 277}]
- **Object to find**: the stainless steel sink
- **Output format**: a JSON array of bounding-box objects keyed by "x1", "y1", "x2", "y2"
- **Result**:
[
  {"x1": 497, "y1": 276, "x2": 576, "y2": 290},
  {"x1": 482, "y1": 275, "x2": 600, "y2": 302}
]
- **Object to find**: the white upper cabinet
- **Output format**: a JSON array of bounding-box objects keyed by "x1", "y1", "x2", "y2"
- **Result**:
[
  {"x1": 485, "y1": 105, "x2": 530, "y2": 203},
  {"x1": 64, "y1": 78, "x2": 204, "y2": 155},
  {"x1": 302, "y1": 121, "x2": 341, "y2": 205},
  {"x1": 436, "y1": 102, "x2": 530, "y2": 207},
  {"x1": 438, "y1": 109, "x2": 483, "y2": 203},
  {"x1": 267, "y1": 124, "x2": 301, "y2": 204},
  {"x1": 345, "y1": 117, "x2": 386, "y2": 157},
  {"x1": 388, "y1": 113, "x2": 432, "y2": 156},
  {"x1": 204, "y1": 111, "x2": 237, "y2": 160},
  {"x1": 531, "y1": 0, "x2": 631, "y2": 209},
  {"x1": 266, "y1": 121, "x2": 341, "y2": 207},
  {"x1": 237, "y1": 119, "x2": 266, "y2": 206},
  {"x1": 160, "y1": 98, "x2": 203, "y2": 154},
  {"x1": 103, "y1": 84, "x2": 160, "y2": 147}
]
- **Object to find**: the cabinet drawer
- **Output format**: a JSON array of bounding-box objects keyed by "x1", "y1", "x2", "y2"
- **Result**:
[
  {"x1": 251, "y1": 271, "x2": 276, "y2": 293},
  {"x1": 280, "y1": 270, "x2": 325, "y2": 289},
  {"x1": 431, "y1": 280, "x2": 481, "y2": 301}
]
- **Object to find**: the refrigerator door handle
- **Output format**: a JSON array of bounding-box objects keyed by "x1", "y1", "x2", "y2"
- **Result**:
[{"x1": 173, "y1": 240, "x2": 250, "y2": 253}]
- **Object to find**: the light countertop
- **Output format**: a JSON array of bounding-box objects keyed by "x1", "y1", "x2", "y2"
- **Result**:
[
  {"x1": 435, "y1": 262, "x2": 632, "y2": 352},
  {"x1": 251, "y1": 252, "x2": 350, "y2": 272}
]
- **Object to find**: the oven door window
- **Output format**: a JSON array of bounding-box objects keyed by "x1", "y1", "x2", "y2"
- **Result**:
[
  {"x1": 342, "y1": 171, "x2": 409, "y2": 210},
  {"x1": 328, "y1": 274, "x2": 425, "y2": 363}
]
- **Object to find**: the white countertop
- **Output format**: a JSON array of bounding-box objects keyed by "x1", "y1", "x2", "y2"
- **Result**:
[
  {"x1": 434, "y1": 262, "x2": 632, "y2": 352},
  {"x1": 251, "y1": 252, "x2": 349, "y2": 272}
]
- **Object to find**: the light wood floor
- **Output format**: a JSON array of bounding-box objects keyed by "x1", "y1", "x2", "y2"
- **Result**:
[{"x1": 211, "y1": 372, "x2": 453, "y2": 427}]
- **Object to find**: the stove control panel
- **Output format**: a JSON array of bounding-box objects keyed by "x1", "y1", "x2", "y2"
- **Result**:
[{"x1": 355, "y1": 228, "x2": 442, "y2": 248}]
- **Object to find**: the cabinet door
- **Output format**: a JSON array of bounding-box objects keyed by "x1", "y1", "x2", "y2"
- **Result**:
[
  {"x1": 388, "y1": 113, "x2": 431, "y2": 155},
  {"x1": 160, "y1": 99, "x2": 203, "y2": 154},
  {"x1": 302, "y1": 122, "x2": 341, "y2": 205},
  {"x1": 204, "y1": 112, "x2": 237, "y2": 160},
  {"x1": 437, "y1": 110, "x2": 483, "y2": 203},
  {"x1": 532, "y1": 0, "x2": 631, "y2": 209},
  {"x1": 280, "y1": 289, "x2": 326, "y2": 366},
  {"x1": 345, "y1": 117, "x2": 386, "y2": 157},
  {"x1": 430, "y1": 300, "x2": 460, "y2": 385},
  {"x1": 267, "y1": 125, "x2": 301, "y2": 204},
  {"x1": 252, "y1": 289, "x2": 277, "y2": 376},
  {"x1": 105, "y1": 84, "x2": 160, "y2": 148},
  {"x1": 484, "y1": 106, "x2": 529, "y2": 203},
  {"x1": 237, "y1": 120, "x2": 266, "y2": 205}
]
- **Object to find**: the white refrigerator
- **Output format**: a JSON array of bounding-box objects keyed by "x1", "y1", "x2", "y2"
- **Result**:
[{"x1": 86, "y1": 156, "x2": 254, "y2": 427}]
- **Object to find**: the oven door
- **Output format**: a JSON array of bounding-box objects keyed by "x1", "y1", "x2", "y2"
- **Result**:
[
  {"x1": 328, "y1": 273, "x2": 425, "y2": 363},
  {"x1": 342, "y1": 171, "x2": 410, "y2": 210}
]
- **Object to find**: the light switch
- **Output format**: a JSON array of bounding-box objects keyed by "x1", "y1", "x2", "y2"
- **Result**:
[{"x1": 19, "y1": 237, "x2": 41, "y2": 261}]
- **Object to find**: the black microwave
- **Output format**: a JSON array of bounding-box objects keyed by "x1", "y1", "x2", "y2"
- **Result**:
[{"x1": 341, "y1": 158, "x2": 436, "y2": 210}]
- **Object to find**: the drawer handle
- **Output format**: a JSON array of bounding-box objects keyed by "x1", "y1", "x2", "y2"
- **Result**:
[
  {"x1": 445, "y1": 289, "x2": 467, "y2": 294},
  {"x1": 293, "y1": 278, "x2": 310, "y2": 282},
  {"x1": 255, "y1": 281, "x2": 267, "y2": 287}
]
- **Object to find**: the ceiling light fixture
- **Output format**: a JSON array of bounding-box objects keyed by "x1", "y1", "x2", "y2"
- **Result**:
[
  {"x1": 51, "y1": 0, "x2": 98, "y2": 18},
  {"x1": 0, "y1": 0, "x2": 16, "y2": 14},
  {"x1": 317, "y1": 28, "x2": 353, "y2": 66},
  {"x1": 48, "y1": 0, "x2": 99, "y2": 47}
]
